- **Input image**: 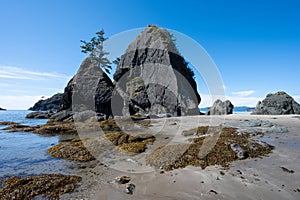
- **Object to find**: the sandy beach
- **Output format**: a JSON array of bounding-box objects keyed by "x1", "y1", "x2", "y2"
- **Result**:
[{"x1": 59, "y1": 114, "x2": 300, "y2": 200}]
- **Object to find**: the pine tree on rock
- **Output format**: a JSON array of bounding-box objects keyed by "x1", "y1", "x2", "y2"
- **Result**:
[{"x1": 80, "y1": 29, "x2": 112, "y2": 74}]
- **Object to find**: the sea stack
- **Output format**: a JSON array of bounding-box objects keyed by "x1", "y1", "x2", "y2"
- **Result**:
[
  {"x1": 112, "y1": 25, "x2": 201, "y2": 117},
  {"x1": 206, "y1": 99, "x2": 234, "y2": 115},
  {"x1": 252, "y1": 91, "x2": 300, "y2": 115},
  {"x1": 58, "y1": 57, "x2": 114, "y2": 118}
]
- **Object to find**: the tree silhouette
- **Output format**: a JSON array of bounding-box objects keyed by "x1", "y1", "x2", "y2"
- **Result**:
[{"x1": 80, "y1": 29, "x2": 112, "y2": 74}]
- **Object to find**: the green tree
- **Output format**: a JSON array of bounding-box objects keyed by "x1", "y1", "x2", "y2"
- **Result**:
[{"x1": 80, "y1": 29, "x2": 112, "y2": 74}]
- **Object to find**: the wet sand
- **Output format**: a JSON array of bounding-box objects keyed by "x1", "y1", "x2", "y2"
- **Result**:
[{"x1": 61, "y1": 114, "x2": 300, "y2": 200}]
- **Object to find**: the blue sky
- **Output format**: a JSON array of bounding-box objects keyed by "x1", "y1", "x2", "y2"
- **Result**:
[{"x1": 0, "y1": 0, "x2": 300, "y2": 109}]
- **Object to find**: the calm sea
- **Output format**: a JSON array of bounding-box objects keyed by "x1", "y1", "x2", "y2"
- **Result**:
[{"x1": 0, "y1": 110, "x2": 74, "y2": 179}]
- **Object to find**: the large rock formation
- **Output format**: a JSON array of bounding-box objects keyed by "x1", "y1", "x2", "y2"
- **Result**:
[
  {"x1": 28, "y1": 93, "x2": 62, "y2": 111},
  {"x1": 58, "y1": 57, "x2": 114, "y2": 118},
  {"x1": 206, "y1": 99, "x2": 234, "y2": 115},
  {"x1": 252, "y1": 91, "x2": 300, "y2": 115},
  {"x1": 112, "y1": 25, "x2": 200, "y2": 117}
]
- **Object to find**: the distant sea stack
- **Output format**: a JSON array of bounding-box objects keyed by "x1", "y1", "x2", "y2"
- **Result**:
[
  {"x1": 206, "y1": 99, "x2": 234, "y2": 115},
  {"x1": 252, "y1": 91, "x2": 300, "y2": 115},
  {"x1": 29, "y1": 93, "x2": 62, "y2": 111},
  {"x1": 0, "y1": 107, "x2": 6, "y2": 110},
  {"x1": 112, "y1": 25, "x2": 200, "y2": 117}
]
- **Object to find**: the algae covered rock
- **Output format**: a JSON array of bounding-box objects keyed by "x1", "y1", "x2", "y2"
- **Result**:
[
  {"x1": 26, "y1": 111, "x2": 52, "y2": 119},
  {"x1": 146, "y1": 127, "x2": 274, "y2": 171},
  {"x1": 47, "y1": 138, "x2": 95, "y2": 161},
  {"x1": 0, "y1": 174, "x2": 81, "y2": 199}
]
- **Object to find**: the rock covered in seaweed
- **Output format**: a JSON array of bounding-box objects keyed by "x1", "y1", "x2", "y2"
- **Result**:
[
  {"x1": 146, "y1": 127, "x2": 273, "y2": 171},
  {"x1": 26, "y1": 111, "x2": 52, "y2": 119},
  {"x1": 252, "y1": 91, "x2": 300, "y2": 115},
  {"x1": 112, "y1": 25, "x2": 201, "y2": 117},
  {"x1": 0, "y1": 174, "x2": 81, "y2": 199}
]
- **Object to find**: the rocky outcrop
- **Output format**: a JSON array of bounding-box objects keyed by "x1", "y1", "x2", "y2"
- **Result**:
[
  {"x1": 252, "y1": 91, "x2": 300, "y2": 115},
  {"x1": 56, "y1": 57, "x2": 114, "y2": 120},
  {"x1": 26, "y1": 111, "x2": 52, "y2": 119},
  {"x1": 0, "y1": 107, "x2": 6, "y2": 110},
  {"x1": 29, "y1": 93, "x2": 62, "y2": 111},
  {"x1": 206, "y1": 99, "x2": 234, "y2": 115},
  {"x1": 112, "y1": 25, "x2": 200, "y2": 117}
]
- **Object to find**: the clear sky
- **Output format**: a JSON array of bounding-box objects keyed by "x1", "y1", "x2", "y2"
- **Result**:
[{"x1": 0, "y1": 0, "x2": 300, "y2": 109}]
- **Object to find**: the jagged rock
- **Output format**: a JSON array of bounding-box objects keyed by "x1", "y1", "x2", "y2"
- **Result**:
[
  {"x1": 252, "y1": 91, "x2": 300, "y2": 115},
  {"x1": 57, "y1": 57, "x2": 114, "y2": 120},
  {"x1": 206, "y1": 99, "x2": 234, "y2": 115},
  {"x1": 29, "y1": 93, "x2": 62, "y2": 111},
  {"x1": 124, "y1": 183, "x2": 135, "y2": 195},
  {"x1": 112, "y1": 25, "x2": 200, "y2": 117},
  {"x1": 26, "y1": 111, "x2": 52, "y2": 119}
]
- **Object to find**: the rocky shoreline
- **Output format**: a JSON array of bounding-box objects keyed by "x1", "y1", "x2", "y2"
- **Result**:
[
  {"x1": 2, "y1": 24, "x2": 300, "y2": 199},
  {"x1": 1, "y1": 113, "x2": 296, "y2": 199}
]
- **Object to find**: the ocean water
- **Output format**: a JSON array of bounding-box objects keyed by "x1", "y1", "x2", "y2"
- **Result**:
[
  {"x1": 200, "y1": 107, "x2": 254, "y2": 114},
  {"x1": 0, "y1": 110, "x2": 74, "y2": 178}
]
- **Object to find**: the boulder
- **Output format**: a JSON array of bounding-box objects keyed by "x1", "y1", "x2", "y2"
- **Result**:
[
  {"x1": 112, "y1": 25, "x2": 200, "y2": 117},
  {"x1": 29, "y1": 93, "x2": 62, "y2": 111},
  {"x1": 252, "y1": 91, "x2": 300, "y2": 115},
  {"x1": 26, "y1": 111, "x2": 52, "y2": 119},
  {"x1": 206, "y1": 99, "x2": 234, "y2": 115}
]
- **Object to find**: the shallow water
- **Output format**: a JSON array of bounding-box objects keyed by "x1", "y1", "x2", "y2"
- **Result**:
[{"x1": 0, "y1": 110, "x2": 75, "y2": 178}]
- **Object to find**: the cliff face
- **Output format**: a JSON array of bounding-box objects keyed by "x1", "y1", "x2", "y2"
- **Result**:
[
  {"x1": 113, "y1": 25, "x2": 200, "y2": 116},
  {"x1": 252, "y1": 91, "x2": 300, "y2": 115},
  {"x1": 29, "y1": 94, "x2": 62, "y2": 111},
  {"x1": 58, "y1": 57, "x2": 114, "y2": 117}
]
